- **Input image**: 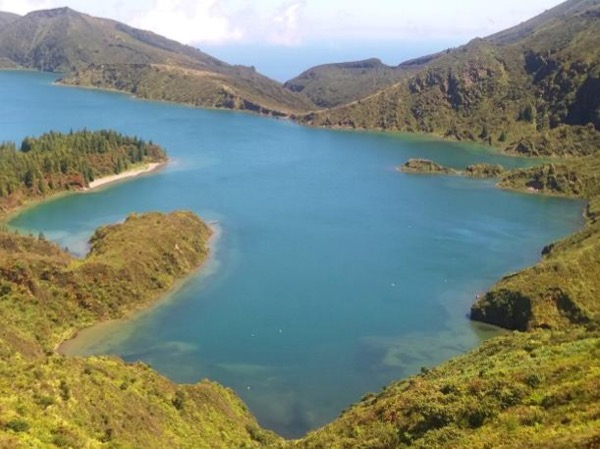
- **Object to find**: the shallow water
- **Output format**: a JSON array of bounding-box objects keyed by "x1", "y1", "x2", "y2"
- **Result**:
[{"x1": 3, "y1": 71, "x2": 584, "y2": 437}]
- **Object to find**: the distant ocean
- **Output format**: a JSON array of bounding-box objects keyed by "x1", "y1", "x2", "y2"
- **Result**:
[{"x1": 201, "y1": 40, "x2": 458, "y2": 82}]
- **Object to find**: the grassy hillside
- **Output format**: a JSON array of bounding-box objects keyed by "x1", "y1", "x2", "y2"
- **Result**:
[
  {"x1": 61, "y1": 62, "x2": 315, "y2": 116},
  {"x1": 0, "y1": 212, "x2": 279, "y2": 448},
  {"x1": 0, "y1": 7, "x2": 315, "y2": 115},
  {"x1": 284, "y1": 58, "x2": 423, "y2": 108},
  {"x1": 298, "y1": 0, "x2": 600, "y2": 157},
  {"x1": 292, "y1": 329, "x2": 600, "y2": 449}
]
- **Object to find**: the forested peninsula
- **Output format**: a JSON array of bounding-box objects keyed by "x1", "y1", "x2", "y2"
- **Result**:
[{"x1": 0, "y1": 130, "x2": 166, "y2": 215}]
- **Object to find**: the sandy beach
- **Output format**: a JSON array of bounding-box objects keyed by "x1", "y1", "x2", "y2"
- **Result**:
[{"x1": 86, "y1": 162, "x2": 164, "y2": 190}]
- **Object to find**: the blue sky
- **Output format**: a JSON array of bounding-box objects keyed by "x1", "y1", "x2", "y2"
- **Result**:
[{"x1": 0, "y1": 0, "x2": 565, "y2": 80}]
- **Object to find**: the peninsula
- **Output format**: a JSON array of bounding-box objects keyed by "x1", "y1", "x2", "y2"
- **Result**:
[{"x1": 0, "y1": 130, "x2": 280, "y2": 447}]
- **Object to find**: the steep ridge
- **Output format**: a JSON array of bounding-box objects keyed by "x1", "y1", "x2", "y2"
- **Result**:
[
  {"x1": 0, "y1": 7, "x2": 315, "y2": 115},
  {"x1": 298, "y1": 0, "x2": 600, "y2": 157}
]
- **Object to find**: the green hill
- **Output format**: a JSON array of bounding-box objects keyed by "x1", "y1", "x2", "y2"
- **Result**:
[
  {"x1": 0, "y1": 212, "x2": 279, "y2": 448},
  {"x1": 284, "y1": 57, "x2": 431, "y2": 108},
  {"x1": 298, "y1": 0, "x2": 600, "y2": 157},
  {"x1": 0, "y1": 7, "x2": 315, "y2": 115},
  {"x1": 293, "y1": 329, "x2": 599, "y2": 449}
]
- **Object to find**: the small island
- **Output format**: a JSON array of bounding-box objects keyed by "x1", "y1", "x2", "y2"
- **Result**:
[{"x1": 399, "y1": 158, "x2": 458, "y2": 175}]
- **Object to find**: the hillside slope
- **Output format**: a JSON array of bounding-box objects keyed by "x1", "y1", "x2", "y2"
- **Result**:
[
  {"x1": 0, "y1": 212, "x2": 279, "y2": 448},
  {"x1": 298, "y1": 0, "x2": 600, "y2": 157},
  {"x1": 284, "y1": 57, "x2": 432, "y2": 108},
  {"x1": 0, "y1": 7, "x2": 315, "y2": 115},
  {"x1": 293, "y1": 329, "x2": 600, "y2": 449},
  {"x1": 0, "y1": 11, "x2": 19, "y2": 26}
]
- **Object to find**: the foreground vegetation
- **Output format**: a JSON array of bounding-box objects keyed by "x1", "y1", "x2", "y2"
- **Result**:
[
  {"x1": 294, "y1": 329, "x2": 600, "y2": 449},
  {"x1": 0, "y1": 212, "x2": 279, "y2": 448}
]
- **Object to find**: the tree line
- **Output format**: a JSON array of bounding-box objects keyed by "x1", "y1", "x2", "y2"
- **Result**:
[{"x1": 0, "y1": 129, "x2": 166, "y2": 209}]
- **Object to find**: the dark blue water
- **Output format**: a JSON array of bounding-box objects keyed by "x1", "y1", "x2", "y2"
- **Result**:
[{"x1": 2, "y1": 71, "x2": 584, "y2": 437}]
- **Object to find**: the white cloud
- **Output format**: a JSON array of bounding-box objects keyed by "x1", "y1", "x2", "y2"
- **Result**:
[
  {"x1": 0, "y1": 0, "x2": 566, "y2": 47},
  {"x1": 268, "y1": 0, "x2": 306, "y2": 46},
  {"x1": 129, "y1": 0, "x2": 244, "y2": 45}
]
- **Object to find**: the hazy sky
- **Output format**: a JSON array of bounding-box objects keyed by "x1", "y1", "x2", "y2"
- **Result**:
[{"x1": 0, "y1": 0, "x2": 566, "y2": 80}]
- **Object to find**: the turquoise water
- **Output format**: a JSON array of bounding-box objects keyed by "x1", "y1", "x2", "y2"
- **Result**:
[{"x1": 2, "y1": 71, "x2": 584, "y2": 437}]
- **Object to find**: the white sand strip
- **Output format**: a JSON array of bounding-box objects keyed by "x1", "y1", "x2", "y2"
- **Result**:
[{"x1": 87, "y1": 162, "x2": 164, "y2": 190}]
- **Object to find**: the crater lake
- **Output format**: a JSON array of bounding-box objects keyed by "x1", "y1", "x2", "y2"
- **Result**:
[{"x1": 2, "y1": 71, "x2": 585, "y2": 437}]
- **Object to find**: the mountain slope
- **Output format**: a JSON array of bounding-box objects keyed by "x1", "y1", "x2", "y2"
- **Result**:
[
  {"x1": 0, "y1": 11, "x2": 19, "y2": 26},
  {"x1": 0, "y1": 7, "x2": 315, "y2": 115},
  {"x1": 298, "y1": 0, "x2": 600, "y2": 156},
  {"x1": 284, "y1": 57, "x2": 427, "y2": 108},
  {"x1": 294, "y1": 329, "x2": 600, "y2": 449}
]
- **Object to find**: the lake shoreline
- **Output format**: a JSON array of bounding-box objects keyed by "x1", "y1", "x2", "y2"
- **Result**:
[
  {"x1": 85, "y1": 161, "x2": 165, "y2": 190},
  {"x1": 56, "y1": 221, "x2": 222, "y2": 355},
  {"x1": 1, "y1": 160, "x2": 167, "y2": 224},
  {"x1": 0, "y1": 157, "x2": 214, "y2": 357}
]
